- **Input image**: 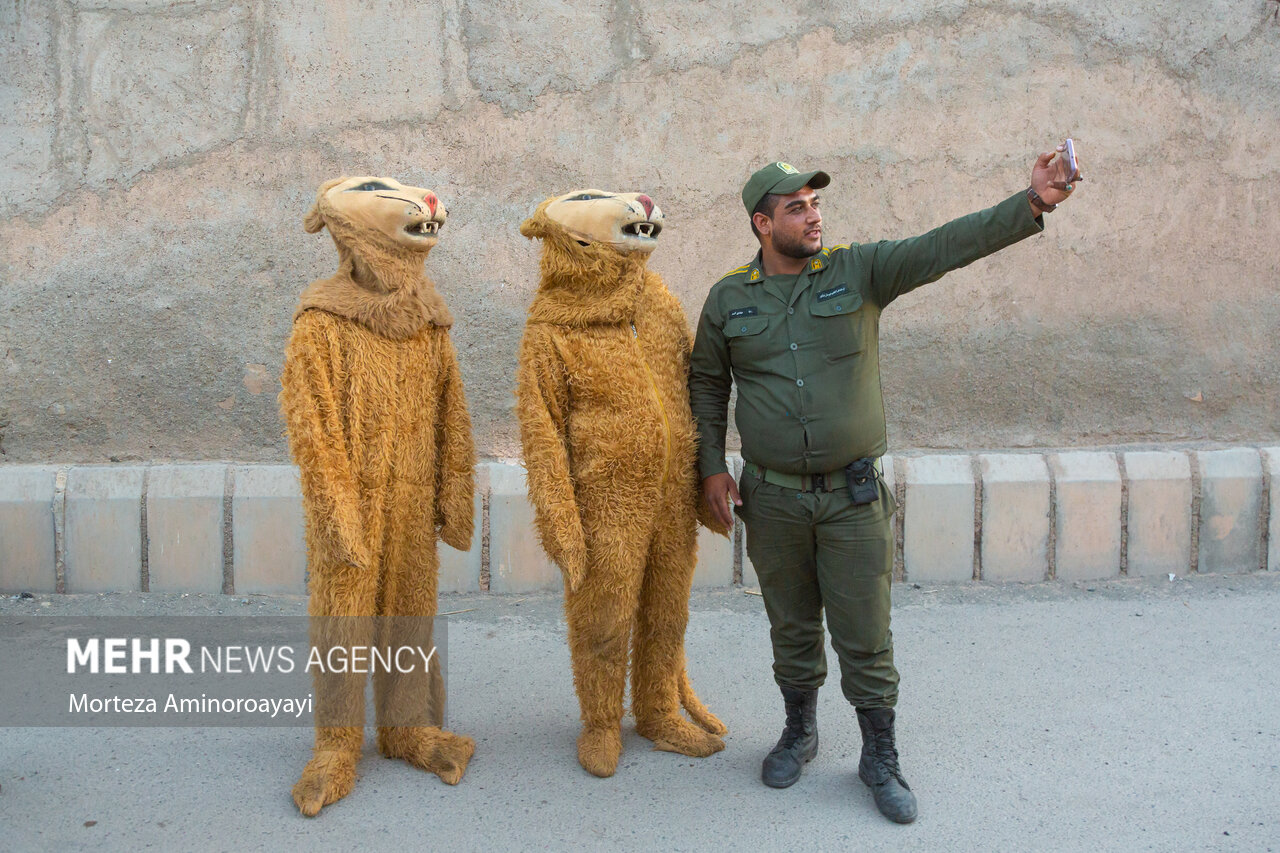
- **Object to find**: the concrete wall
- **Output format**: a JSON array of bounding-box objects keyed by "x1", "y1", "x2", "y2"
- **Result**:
[
  {"x1": 2, "y1": 2, "x2": 1279, "y2": 464},
  {"x1": 2, "y1": 447, "x2": 1274, "y2": 594}
]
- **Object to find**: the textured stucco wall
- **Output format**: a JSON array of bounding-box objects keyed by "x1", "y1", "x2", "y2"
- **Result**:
[{"x1": 1, "y1": 1, "x2": 1278, "y2": 464}]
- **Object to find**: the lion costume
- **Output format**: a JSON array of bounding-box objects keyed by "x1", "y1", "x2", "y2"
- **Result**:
[
  {"x1": 515, "y1": 189, "x2": 728, "y2": 777},
  {"x1": 280, "y1": 176, "x2": 475, "y2": 816}
]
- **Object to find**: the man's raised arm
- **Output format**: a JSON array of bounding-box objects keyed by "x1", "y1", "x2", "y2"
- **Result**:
[{"x1": 868, "y1": 145, "x2": 1080, "y2": 307}]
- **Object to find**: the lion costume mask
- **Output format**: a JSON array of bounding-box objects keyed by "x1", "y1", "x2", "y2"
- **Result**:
[
  {"x1": 515, "y1": 189, "x2": 728, "y2": 778},
  {"x1": 296, "y1": 175, "x2": 452, "y2": 338}
]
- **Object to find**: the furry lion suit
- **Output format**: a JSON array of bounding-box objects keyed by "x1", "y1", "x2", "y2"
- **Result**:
[
  {"x1": 515, "y1": 189, "x2": 729, "y2": 777},
  {"x1": 280, "y1": 176, "x2": 475, "y2": 816}
]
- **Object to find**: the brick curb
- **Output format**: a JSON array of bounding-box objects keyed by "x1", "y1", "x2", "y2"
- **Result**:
[{"x1": 2, "y1": 449, "x2": 1275, "y2": 594}]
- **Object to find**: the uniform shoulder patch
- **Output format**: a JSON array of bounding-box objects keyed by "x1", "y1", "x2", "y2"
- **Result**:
[{"x1": 715, "y1": 264, "x2": 752, "y2": 284}]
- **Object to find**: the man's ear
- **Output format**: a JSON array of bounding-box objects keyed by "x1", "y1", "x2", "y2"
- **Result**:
[
  {"x1": 752, "y1": 211, "x2": 772, "y2": 238},
  {"x1": 303, "y1": 178, "x2": 347, "y2": 234}
]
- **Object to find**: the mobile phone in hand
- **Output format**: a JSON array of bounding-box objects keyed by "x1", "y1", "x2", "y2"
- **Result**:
[{"x1": 1063, "y1": 138, "x2": 1080, "y2": 181}]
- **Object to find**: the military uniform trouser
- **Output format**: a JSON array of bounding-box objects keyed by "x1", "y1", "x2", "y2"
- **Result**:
[{"x1": 736, "y1": 468, "x2": 899, "y2": 708}]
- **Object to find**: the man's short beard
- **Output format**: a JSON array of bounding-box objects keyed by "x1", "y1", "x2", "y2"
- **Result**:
[{"x1": 773, "y1": 232, "x2": 821, "y2": 260}]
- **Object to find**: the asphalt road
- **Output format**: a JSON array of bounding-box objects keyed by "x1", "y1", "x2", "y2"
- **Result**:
[{"x1": 2, "y1": 572, "x2": 1278, "y2": 852}]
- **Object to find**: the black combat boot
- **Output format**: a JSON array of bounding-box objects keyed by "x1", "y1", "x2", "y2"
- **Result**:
[
  {"x1": 760, "y1": 686, "x2": 818, "y2": 788},
  {"x1": 856, "y1": 707, "x2": 918, "y2": 824}
]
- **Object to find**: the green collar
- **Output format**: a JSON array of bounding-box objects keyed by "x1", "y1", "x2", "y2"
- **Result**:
[{"x1": 744, "y1": 247, "x2": 831, "y2": 283}]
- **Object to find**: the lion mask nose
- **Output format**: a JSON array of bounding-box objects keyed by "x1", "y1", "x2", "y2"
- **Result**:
[{"x1": 636, "y1": 195, "x2": 654, "y2": 218}]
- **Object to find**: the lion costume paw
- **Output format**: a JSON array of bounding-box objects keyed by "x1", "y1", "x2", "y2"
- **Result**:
[
  {"x1": 577, "y1": 725, "x2": 624, "y2": 778},
  {"x1": 292, "y1": 750, "x2": 359, "y2": 817},
  {"x1": 680, "y1": 670, "x2": 729, "y2": 735},
  {"x1": 378, "y1": 727, "x2": 475, "y2": 785},
  {"x1": 635, "y1": 714, "x2": 726, "y2": 758}
]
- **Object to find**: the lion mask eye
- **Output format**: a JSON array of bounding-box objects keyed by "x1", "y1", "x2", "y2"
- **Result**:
[{"x1": 347, "y1": 180, "x2": 396, "y2": 192}]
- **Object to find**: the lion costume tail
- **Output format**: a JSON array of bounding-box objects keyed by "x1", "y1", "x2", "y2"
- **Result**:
[{"x1": 678, "y1": 664, "x2": 728, "y2": 735}]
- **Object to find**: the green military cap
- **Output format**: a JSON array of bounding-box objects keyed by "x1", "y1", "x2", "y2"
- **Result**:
[{"x1": 742, "y1": 161, "x2": 831, "y2": 214}]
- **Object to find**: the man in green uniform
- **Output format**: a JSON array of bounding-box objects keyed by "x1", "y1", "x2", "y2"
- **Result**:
[{"x1": 689, "y1": 147, "x2": 1079, "y2": 823}]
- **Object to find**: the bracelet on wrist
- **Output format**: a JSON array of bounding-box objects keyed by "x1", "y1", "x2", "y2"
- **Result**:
[{"x1": 1026, "y1": 186, "x2": 1056, "y2": 214}]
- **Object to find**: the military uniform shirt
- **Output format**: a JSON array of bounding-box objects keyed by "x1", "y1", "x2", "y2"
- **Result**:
[{"x1": 689, "y1": 190, "x2": 1043, "y2": 477}]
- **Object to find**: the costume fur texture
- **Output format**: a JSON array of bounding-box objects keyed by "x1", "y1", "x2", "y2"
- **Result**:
[
  {"x1": 516, "y1": 191, "x2": 728, "y2": 778},
  {"x1": 280, "y1": 177, "x2": 476, "y2": 816}
]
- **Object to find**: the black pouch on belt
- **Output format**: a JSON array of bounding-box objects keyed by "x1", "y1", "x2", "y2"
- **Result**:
[{"x1": 844, "y1": 457, "x2": 880, "y2": 506}]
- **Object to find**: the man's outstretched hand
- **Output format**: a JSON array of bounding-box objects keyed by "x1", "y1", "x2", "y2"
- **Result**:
[
  {"x1": 702, "y1": 472, "x2": 742, "y2": 531},
  {"x1": 1031, "y1": 143, "x2": 1083, "y2": 208}
]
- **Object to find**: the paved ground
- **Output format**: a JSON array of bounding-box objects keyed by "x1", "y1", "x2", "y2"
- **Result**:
[{"x1": 2, "y1": 572, "x2": 1278, "y2": 852}]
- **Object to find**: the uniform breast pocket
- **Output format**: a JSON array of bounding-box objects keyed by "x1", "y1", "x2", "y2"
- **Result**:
[
  {"x1": 809, "y1": 288, "x2": 864, "y2": 363},
  {"x1": 723, "y1": 315, "x2": 771, "y2": 359}
]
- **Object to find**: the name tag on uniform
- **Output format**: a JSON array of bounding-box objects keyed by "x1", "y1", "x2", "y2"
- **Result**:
[
  {"x1": 727, "y1": 306, "x2": 758, "y2": 319},
  {"x1": 816, "y1": 284, "x2": 849, "y2": 302}
]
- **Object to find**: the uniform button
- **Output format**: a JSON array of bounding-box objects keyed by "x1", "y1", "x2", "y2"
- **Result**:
[
  {"x1": 789, "y1": 342, "x2": 798, "y2": 351},
  {"x1": 795, "y1": 493, "x2": 803, "y2": 500},
  {"x1": 800, "y1": 417, "x2": 808, "y2": 424},
  {"x1": 796, "y1": 379, "x2": 804, "y2": 387},
  {"x1": 835, "y1": 304, "x2": 842, "y2": 311},
  {"x1": 803, "y1": 451, "x2": 812, "y2": 458},
  {"x1": 740, "y1": 325, "x2": 748, "y2": 332},
  {"x1": 787, "y1": 307, "x2": 795, "y2": 315}
]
